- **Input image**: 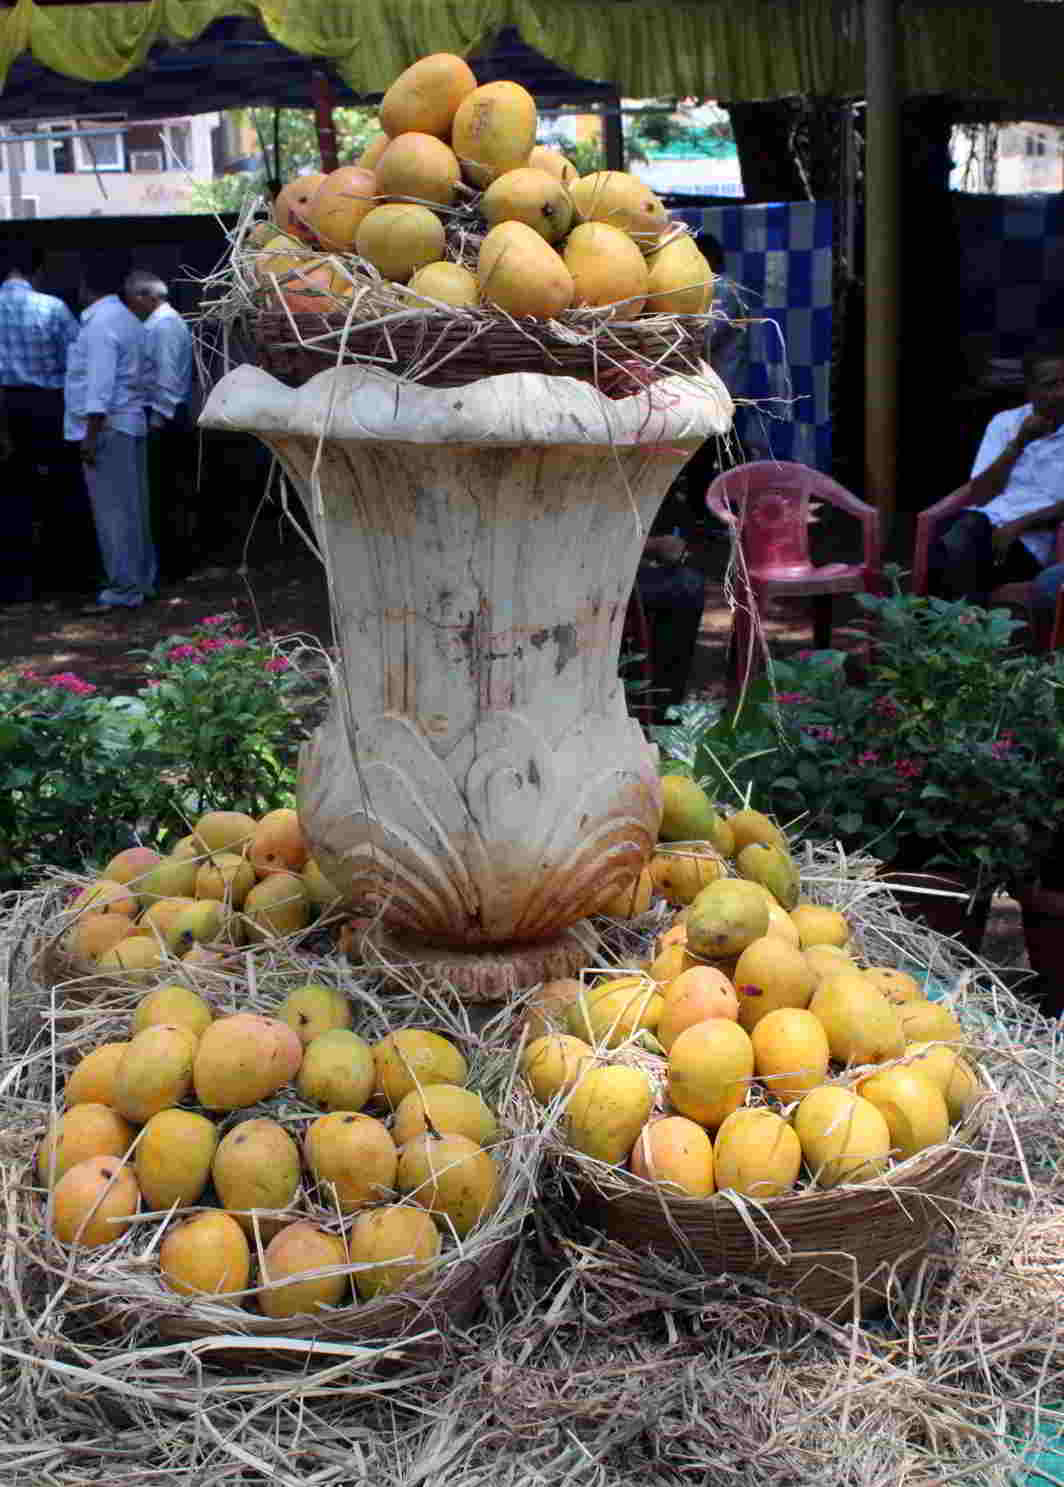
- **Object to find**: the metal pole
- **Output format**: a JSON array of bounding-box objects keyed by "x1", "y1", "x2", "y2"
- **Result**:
[
  {"x1": 603, "y1": 89, "x2": 624, "y2": 171},
  {"x1": 312, "y1": 71, "x2": 339, "y2": 174},
  {"x1": 5, "y1": 133, "x2": 24, "y2": 219},
  {"x1": 864, "y1": 0, "x2": 900, "y2": 525}
]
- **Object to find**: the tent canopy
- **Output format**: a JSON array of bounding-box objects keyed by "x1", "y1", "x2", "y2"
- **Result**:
[{"x1": 0, "y1": 1, "x2": 1060, "y2": 122}]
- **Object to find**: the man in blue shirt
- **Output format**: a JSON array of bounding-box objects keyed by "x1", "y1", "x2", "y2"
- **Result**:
[
  {"x1": 65, "y1": 256, "x2": 157, "y2": 612},
  {"x1": 0, "y1": 249, "x2": 81, "y2": 603}
]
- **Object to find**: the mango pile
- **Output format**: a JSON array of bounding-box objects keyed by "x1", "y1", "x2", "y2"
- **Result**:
[
  {"x1": 40, "y1": 990, "x2": 503, "y2": 1317},
  {"x1": 250, "y1": 51, "x2": 713, "y2": 322},
  {"x1": 522, "y1": 776, "x2": 983, "y2": 1199},
  {"x1": 62, "y1": 809, "x2": 342, "y2": 979}
]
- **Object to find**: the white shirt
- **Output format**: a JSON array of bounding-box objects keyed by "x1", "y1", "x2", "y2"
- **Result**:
[
  {"x1": 64, "y1": 294, "x2": 147, "y2": 441},
  {"x1": 969, "y1": 402, "x2": 1064, "y2": 566},
  {"x1": 144, "y1": 300, "x2": 193, "y2": 419}
]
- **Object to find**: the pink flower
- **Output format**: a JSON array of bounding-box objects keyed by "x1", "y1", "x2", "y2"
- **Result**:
[
  {"x1": 873, "y1": 696, "x2": 901, "y2": 720},
  {"x1": 201, "y1": 614, "x2": 231, "y2": 627},
  {"x1": 167, "y1": 644, "x2": 203, "y2": 662},
  {"x1": 264, "y1": 656, "x2": 291, "y2": 673},
  {"x1": 796, "y1": 650, "x2": 814, "y2": 660},
  {"x1": 776, "y1": 692, "x2": 809, "y2": 705},
  {"x1": 990, "y1": 732, "x2": 1015, "y2": 759},
  {"x1": 198, "y1": 637, "x2": 227, "y2": 652},
  {"x1": 857, "y1": 750, "x2": 880, "y2": 766},
  {"x1": 48, "y1": 672, "x2": 97, "y2": 696},
  {"x1": 894, "y1": 757, "x2": 924, "y2": 780},
  {"x1": 801, "y1": 724, "x2": 836, "y2": 742}
]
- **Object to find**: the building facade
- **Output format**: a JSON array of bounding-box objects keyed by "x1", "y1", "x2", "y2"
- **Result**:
[{"x1": 0, "y1": 113, "x2": 219, "y2": 218}]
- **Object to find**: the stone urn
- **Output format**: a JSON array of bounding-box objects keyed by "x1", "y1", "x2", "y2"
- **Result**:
[{"x1": 200, "y1": 363, "x2": 730, "y2": 996}]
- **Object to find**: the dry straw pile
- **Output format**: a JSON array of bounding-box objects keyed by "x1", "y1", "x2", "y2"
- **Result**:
[{"x1": 0, "y1": 846, "x2": 1061, "y2": 1485}]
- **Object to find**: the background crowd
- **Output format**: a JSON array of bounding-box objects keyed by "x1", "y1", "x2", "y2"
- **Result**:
[{"x1": 0, "y1": 249, "x2": 198, "y2": 613}]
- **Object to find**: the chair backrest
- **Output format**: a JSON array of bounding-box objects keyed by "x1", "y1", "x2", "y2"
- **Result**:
[{"x1": 706, "y1": 460, "x2": 876, "y2": 579}]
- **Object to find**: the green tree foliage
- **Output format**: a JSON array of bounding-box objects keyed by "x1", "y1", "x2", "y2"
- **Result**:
[{"x1": 186, "y1": 105, "x2": 376, "y2": 215}]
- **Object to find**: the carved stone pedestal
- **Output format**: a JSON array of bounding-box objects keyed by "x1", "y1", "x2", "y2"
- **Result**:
[{"x1": 200, "y1": 363, "x2": 730, "y2": 996}]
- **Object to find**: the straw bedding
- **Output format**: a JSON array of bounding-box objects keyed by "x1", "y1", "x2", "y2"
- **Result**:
[{"x1": 0, "y1": 845, "x2": 1061, "y2": 1484}]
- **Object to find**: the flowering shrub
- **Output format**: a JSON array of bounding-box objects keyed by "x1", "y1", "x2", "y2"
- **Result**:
[
  {"x1": 0, "y1": 667, "x2": 162, "y2": 888},
  {"x1": 135, "y1": 613, "x2": 319, "y2": 825},
  {"x1": 656, "y1": 585, "x2": 1064, "y2": 893},
  {"x1": 0, "y1": 615, "x2": 324, "y2": 889}
]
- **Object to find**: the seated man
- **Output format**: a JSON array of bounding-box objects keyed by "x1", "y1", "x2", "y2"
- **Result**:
[{"x1": 930, "y1": 337, "x2": 1064, "y2": 605}]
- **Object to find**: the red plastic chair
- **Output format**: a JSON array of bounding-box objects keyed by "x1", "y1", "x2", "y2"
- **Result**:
[
  {"x1": 912, "y1": 483, "x2": 1064, "y2": 648},
  {"x1": 706, "y1": 460, "x2": 884, "y2": 691}
]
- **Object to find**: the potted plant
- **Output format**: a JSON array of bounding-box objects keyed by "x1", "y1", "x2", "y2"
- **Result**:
[{"x1": 655, "y1": 581, "x2": 1064, "y2": 973}]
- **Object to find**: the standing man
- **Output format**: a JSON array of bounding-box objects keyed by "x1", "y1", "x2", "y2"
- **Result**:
[
  {"x1": 65, "y1": 257, "x2": 156, "y2": 612},
  {"x1": 124, "y1": 270, "x2": 199, "y2": 581},
  {"x1": 0, "y1": 249, "x2": 81, "y2": 603}
]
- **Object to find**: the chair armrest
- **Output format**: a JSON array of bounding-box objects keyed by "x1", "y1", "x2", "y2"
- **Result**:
[
  {"x1": 1054, "y1": 522, "x2": 1064, "y2": 563},
  {"x1": 912, "y1": 484, "x2": 974, "y2": 595}
]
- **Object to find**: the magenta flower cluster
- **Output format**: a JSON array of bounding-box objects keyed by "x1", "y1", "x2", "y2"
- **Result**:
[{"x1": 18, "y1": 669, "x2": 97, "y2": 697}]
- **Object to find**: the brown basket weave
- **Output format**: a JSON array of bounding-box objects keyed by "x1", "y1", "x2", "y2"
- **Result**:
[
  {"x1": 248, "y1": 309, "x2": 705, "y2": 390},
  {"x1": 574, "y1": 1105, "x2": 986, "y2": 1320}
]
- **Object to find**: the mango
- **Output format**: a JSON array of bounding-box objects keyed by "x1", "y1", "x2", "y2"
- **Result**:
[
  {"x1": 212, "y1": 1117, "x2": 301, "y2": 1239},
  {"x1": 375, "y1": 133, "x2": 460, "y2": 208},
  {"x1": 160, "y1": 1210, "x2": 250, "y2": 1300},
  {"x1": 396, "y1": 1132, "x2": 502, "y2": 1236},
  {"x1": 38, "y1": 1103, "x2": 134, "y2": 1188},
  {"x1": 520, "y1": 1033, "x2": 594, "y2": 1104},
  {"x1": 659, "y1": 775, "x2": 732, "y2": 853},
  {"x1": 713, "y1": 1107, "x2": 802, "y2": 1197},
  {"x1": 567, "y1": 975, "x2": 662, "y2": 1049},
  {"x1": 373, "y1": 1029, "x2": 467, "y2": 1109},
  {"x1": 392, "y1": 1084, "x2": 498, "y2": 1148},
  {"x1": 564, "y1": 221, "x2": 649, "y2": 314},
  {"x1": 379, "y1": 53, "x2": 477, "y2": 139},
  {"x1": 482, "y1": 166, "x2": 573, "y2": 242},
  {"x1": 856, "y1": 1067, "x2": 950, "y2": 1160},
  {"x1": 630, "y1": 1115, "x2": 715, "y2": 1197},
  {"x1": 667, "y1": 1019, "x2": 754, "y2": 1131},
  {"x1": 451, "y1": 80, "x2": 538, "y2": 186},
  {"x1": 259, "y1": 1222, "x2": 348, "y2": 1319},
  {"x1": 566, "y1": 1065, "x2": 654, "y2": 1165},
  {"x1": 356, "y1": 203, "x2": 446, "y2": 283},
  {"x1": 644, "y1": 233, "x2": 714, "y2": 314},
  {"x1": 135, "y1": 1108, "x2": 218, "y2": 1210},
  {"x1": 52, "y1": 1157, "x2": 139, "y2": 1247},
  {"x1": 65, "y1": 1042, "x2": 129, "y2": 1108},
  {"x1": 193, "y1": 810, "x2": 257, "y2": 856},
  {"x1": 297, "y1": 1029, "x2": 376, "y2": 1111},
  {"x1": 132, "y1": 983, "x2": 212, "y2": 1041},
  {"x1": 736, "y1": 844, "x2": 800, "y2": 911},
  {"x1": 733, "y1": 935, "x2": 816, "y2": 1034},
  {"x1": 794, "y1": 1086, "x2": 892, "y2": 1187},
  {"x1": 348, "y1": 1205, "x2": 441, "y2": 1300},
  {"x1": 686, "y1": 879, "x2": 769, "y2": 960},
  {"x1": 657, "y1": 965, "x2": 739, "y2": 1052},
  {"x1": 278, "y1": 982, "x2": 352, "y2": 1046},
  {"x1": 477, "y1": 220, "x2": 574, "y2": 319},
  {"x1": 303, "y1": 166, "x2": 378, "y2": 253},
  {"x1": 808, "y1": 971, "x2": 906, "y2": 1066},
  {"x1": 568, "y1": 171, "x2": 668, "y2": 250},
  {"x1": 895, "y1": 998, "x2": 964, "y2": 1045},
  {"x1": 904, "y1": 1042, "x2": 982, "y2": 1122},
  {"x1": 750, "y1": 1007, "x2": 831, "y2": 1103},
  {"x1": 407, "y1": 261, "x2": 479, "y2": 308},
  {"x1": 113, "y1": 1024, "x2": 198, "y2": 1123},
  {"x1": 725, "y1": 809, "x2": 787, "y2": 854},
  {"x1": 304, "y1": 1111, "x2": 397, "y2": 1212}
]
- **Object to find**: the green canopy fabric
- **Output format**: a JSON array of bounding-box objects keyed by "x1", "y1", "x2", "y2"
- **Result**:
[{"x1": 0, "y1": 0, "x2": 1059, "y2": 105}]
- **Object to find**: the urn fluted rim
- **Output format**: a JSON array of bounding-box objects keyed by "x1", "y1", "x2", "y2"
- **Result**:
[{"x1": 199, "y1": 362, "x2": 733, "y2": 449}]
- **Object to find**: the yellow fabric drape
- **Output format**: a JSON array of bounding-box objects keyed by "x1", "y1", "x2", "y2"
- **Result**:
[{"x1": 0, "y1": 0, "x2": 1053, "y2": 106}]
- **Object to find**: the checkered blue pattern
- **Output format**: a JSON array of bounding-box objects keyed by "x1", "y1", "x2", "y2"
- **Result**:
[
  {"x1": 955, "y1": 194, "x2": 1064, "y2": 359},
  {"x1": 0, "y1": 277, "x2": 80, "y2": 390},
  {"x1": 675, "y1": 202, "x2": 834, "y2": 471}
]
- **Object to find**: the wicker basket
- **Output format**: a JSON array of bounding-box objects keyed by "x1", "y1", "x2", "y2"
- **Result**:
[
  {"x1": 574, "y1": 1105, "x2": 986, "y2": 1319},
  {"x1": 248, "y1": 309, "x2": 705, "y2": 391}
]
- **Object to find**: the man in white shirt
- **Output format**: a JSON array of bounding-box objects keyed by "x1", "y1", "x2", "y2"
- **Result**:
[
  {"x1": 65, "y1": 259, "x2": 157, "y2": 612},
  {"x1": 930, "y1": 340, "x2": 1064, "y2": 604},
  {"x1": 124, "y1": 270, "x2": 199, "y2": 580}
]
